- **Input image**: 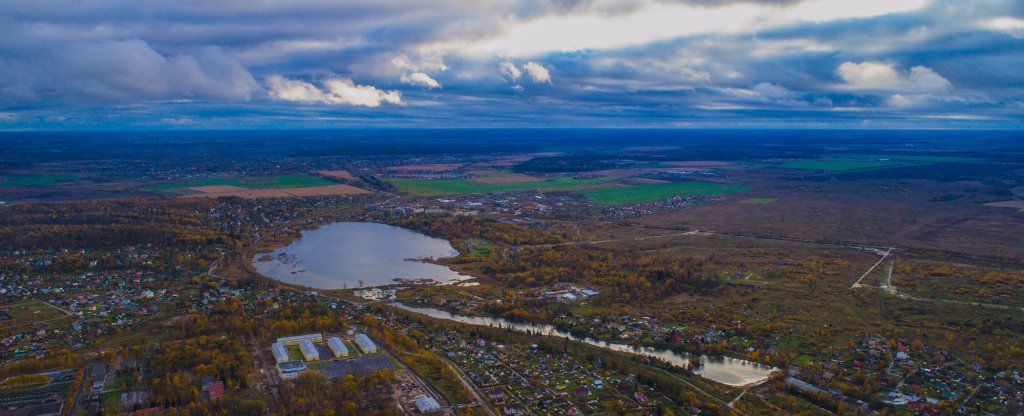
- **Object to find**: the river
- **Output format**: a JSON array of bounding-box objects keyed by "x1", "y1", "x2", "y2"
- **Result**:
[{"x1": 391, "y1": 303, "x2": 777, "y2": 387}]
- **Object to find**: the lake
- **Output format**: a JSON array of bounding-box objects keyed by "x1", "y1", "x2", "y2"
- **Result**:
[
  {"x1": 391, "y1": 303, "x2": 777, "y2": 387},
  {"x1": 253, "y1": 222, "x2": 469, "y2": 289}
]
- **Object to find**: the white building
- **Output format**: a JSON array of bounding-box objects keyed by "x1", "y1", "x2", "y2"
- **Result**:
[
  {"x1": 354, "y1": 333, "x2": 377, "y2": 354},
  {"x1": 278, "y1": 361, "x2": 306, "y2": 378},
  {"x1": 327, "y1": 337, "x2": 349, "y2": 358},
  {"x1": 414, "y1": 396, "x2": 441, "y2": 413},
  {"x1": 277, "y1": 333, "x2": 323, "y2": 346},
  {"x1": 271, "y1": 343, "x2": 289, "y2": 363},
  {"x1": 299, "y1": 339, "x2": 320, "y2": 361}
]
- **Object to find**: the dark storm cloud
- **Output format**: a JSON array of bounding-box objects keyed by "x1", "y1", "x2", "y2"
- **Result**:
[{"x1": 0, "y1": 0, "x2": 1021, "y2": 128}]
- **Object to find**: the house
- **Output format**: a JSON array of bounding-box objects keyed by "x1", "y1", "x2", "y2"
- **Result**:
[
  {"x1": 634, "y1": 391, "x2": 648, "y2": 403},
  {"x1": 414, "y1": 396, "x2": 441, "y2": 413},
  {"x1": 200, "y1": 377, "x2": 224, "y2": 400}
]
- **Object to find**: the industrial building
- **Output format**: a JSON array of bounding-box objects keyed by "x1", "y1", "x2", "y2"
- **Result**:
[
  {"x1": 277, "y1": 333, "x2": 322, "y2": 346},
  {"x1": 299, "y1": 339, "x2": 320, "y2": 361},
  {"x1": 278, "y1": 361, "x2": 306, "y2": 378},
  {"x1": 414, "y1": 396, "x2": 441, "y2": 413},
  {"x1": 354, "y1": 333, "x2": 377, "y2": 354},
  {"x1": 327, "y1": 337, "x2": 349, "y2": 358},
  {"x1": 271, "y1": 342, "x2": 289, "y2": 363}
]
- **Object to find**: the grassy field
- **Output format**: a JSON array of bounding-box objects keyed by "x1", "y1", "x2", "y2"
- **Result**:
[
  {"x1": 741, "y1": 197, "x2": 777, "y2": 205},
  {"x1": 0, "y1": 302, "x2": 67, "y2": 327},
  {"x1": 0, "y1": 174, "x2": 78, "y2": 187},
  {"x1": 582, "y1": 181, "x2": 748, "y2": 205},
  {"x1": 286, "y1": 345, "x2": 305, "y2": 361},
  {"x1": 387, "y1": 176, "x2": 611, "y2": 196},
  {"x1": 1013, "y1": 187, "x2": 1024, "y2": 197},
  {"x1": 463, "y1": 239, "x2": 494, "y2": 257},
  {"x1": 776, "y1": 160, "x2": 910, "y2": 172},
  {"x1": 148, "y1": 174, "x2": 335, "y2": 192}
]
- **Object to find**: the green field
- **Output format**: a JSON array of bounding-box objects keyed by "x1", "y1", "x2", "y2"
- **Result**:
[
  {"x1": 464, "y1": 239, "x2": 494, "y2": 257},
  {"x1": 741, "y1": 197, "x2": 777, "y2": 205},
  {"x1": 582, "y1": 181, "x2": 749, "y2": 205},
  {"x1": 0, "y1": 302, "x2": 67, "y2": 327},
  {"x1": 0, "y1": 174, "x2": 78, "y2": 187},
  {"x1": 839, "y1": 153, "x2": 982, "y2": 163},
  {"x1": 776, "y1": 160, "x2": 908, "y2": 172},
  {"x1": 1012, "y1": 187, "x2": 1024, "y2": 197},
  {"x1": 387, "y1": 176, "x2": 611, "y2": 197},
  {"x1": 286, "y1": 345, "x2": 305, "y2": 361},
  {"x1": 147, "y1": 174, "x2": 335, "y2": 192}
]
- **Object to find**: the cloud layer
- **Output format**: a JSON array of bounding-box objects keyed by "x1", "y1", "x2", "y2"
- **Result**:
[
  {"x1": 266, "y1": 75, "x2": 402, "y2": 107},
  {"x1": 0, "y1": 0, "x2": 1022, "y2": 128}
]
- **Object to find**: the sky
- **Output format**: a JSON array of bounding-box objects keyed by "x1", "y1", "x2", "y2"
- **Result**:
[{"x1": 1, "y1": 0, "x2": 1022, "y2": 129}]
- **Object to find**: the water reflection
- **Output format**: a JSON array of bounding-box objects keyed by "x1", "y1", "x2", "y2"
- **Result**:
[{"x1": 254, "y1": 222, "x2": 469, "y2": 289}]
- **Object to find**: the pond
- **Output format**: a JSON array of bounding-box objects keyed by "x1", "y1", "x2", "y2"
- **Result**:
[
  {"x1": 253, "y1": 222, "x2": 470, "y2": 289},
  {"x1": 391, "y1": 303, "x2": 777, "y2": 387}
]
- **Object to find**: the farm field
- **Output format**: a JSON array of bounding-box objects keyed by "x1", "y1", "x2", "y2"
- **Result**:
[
  {"x1": 837, "y1": 154, "x2": 983, "y2": 163},
  {"x1": 147, "y1": 174, "x2": 336, "y2": 193},
  {"x1": 985, "y1": 200, "x2": 1024, "y2": 212},
  {"x1": 317, "y1": 170, "x2": 357, "y2": 181},
  {"x1": 582, "y1": 181, "x2": 749, "y2": 205},
  {"x1": 387, "y1": 176, "x2": 611, "y2": 196},
  {"x1": 468, "y1": 171, "x2": 543, "y2": 184},
  {"x1": 661, "y1": 161, "x2": 734, "y2": 167},
  {"x1": 741, "y1": 197, "x2": 777, "y2": 205},
  {"x1": 0, "y1": 174, "x2": 78, "y2": 187},
  {"x1": 386, "y1": 163, "x2": 465, "y2": 172},
  {"x1": 775, "y1": 160, "x2": 908, "y2": 172},
  {"x1": 183, "y1": 184, "x2": 369, "y2": 199}
]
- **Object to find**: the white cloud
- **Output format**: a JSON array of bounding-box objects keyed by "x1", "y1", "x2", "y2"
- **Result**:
[
  {"x1": 322, "y1": 78, "x2": 402, "y2": 107},
  {"x1": 18, "y1": 40, "x2": 263, "y2": 103},
  {"x1": 837, "y1": 61, "x2": 951, "y2": 93},
  {"x1": 523, "y1": 61, "x2": 551, "y2": 83},
  {"x1": 160, "y1": 117, "x2": 194, "y2": 125},
  {"x1": 984, "y1": 17, "x2": 1024, "y2": 39},
  {"x1": 401, "y1": 72, "x2": 441, "y2": 89},
  {"x1": 887, "y1": 94, "x2": 914, "y2": 107},
  {"x1": 265, "y1": 75, "x2": 328, "y2": 102},
  {"x1": 921, "y1": 114, "x2": 994, "y2": 121},
  {"x1": 391, "y1": 53, "x2": 448, "y2": 73},
  {"x1": 235, "y1": 38, "x2": 366, "y2": 64},
  {"x1": 785, "y1": 0, "x2": 929, "y2": 23},
  {"x1": 752, "y1": 83, "x2": 796, "y2": 101},
  {"x1": 721, "y1": 82, "x2": 806, "y2": 106},
  {"x1": 265, "y1": 75, "x2": 402, "y2": 107},
  {"x1": 679, "y1": 67, "x2": 711, "y2": 83},
  {"x1": 500, "y1": 62, "x2": 522, "y2": 80},
  {"x1": 443, "y1": 0, "x2": 927, "y2": 56},
  {"x1": 0, "y1": 112, "x2": 17, "y2": 122}
]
